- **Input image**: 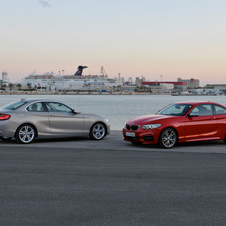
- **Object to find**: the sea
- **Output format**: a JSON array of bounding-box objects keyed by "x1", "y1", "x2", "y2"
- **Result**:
[{"x1": 0, "y1": 95, "x2": 226, "y2": 130}]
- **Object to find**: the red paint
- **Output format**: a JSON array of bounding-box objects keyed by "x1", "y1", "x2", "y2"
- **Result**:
[{"x1": 122, "y1": 101, "x2": 226, "y2": 147}]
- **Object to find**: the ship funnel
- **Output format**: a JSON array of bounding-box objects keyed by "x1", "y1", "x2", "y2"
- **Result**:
[{"x1": 74, "y1": 66, "x2": 88, "y2": 76}]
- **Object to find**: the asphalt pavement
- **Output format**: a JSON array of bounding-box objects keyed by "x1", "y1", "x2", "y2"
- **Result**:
[{"x1": 1, "y1": 131, "x2": 226, "y2": 226}]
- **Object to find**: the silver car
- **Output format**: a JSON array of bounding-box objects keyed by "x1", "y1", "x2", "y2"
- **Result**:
[{"x1": 0, "y1": 98, "x2": 110, "y2": 144}]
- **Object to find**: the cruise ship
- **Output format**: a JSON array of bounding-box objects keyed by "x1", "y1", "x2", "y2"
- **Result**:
[{"x1": 20, "y1": 66, "x2": 123, "y2": 91}]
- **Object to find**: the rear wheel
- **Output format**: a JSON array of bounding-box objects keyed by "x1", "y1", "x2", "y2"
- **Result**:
[
  {"x1": 16, "y1": 124, "x2": 36, "y2": 144},
  {"x1": 90, "y1": 122, "x2": 106, "y2": 140},
  {"x1": 159, "y1": 128, "x2": 177, "y2": 148}
]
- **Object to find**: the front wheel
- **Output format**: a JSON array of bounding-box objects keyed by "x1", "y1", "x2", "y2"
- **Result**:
[
  {"x1": 90, "y1": 122, "x2": 106, "y2": 140},
  {"x1": 159, "y1": 128, "x2": 177, "y2": 148},
  {"x1": 15, "y1": 124, "x2": 36, "y2": 144}
]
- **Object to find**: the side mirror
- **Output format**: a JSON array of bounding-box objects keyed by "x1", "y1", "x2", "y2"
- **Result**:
[
  {"x1": 72, "y1": 109, "x2": 77, "y2": 114},
  {"x1": 188, "y1": 112, "x2": 199, "y2": 117}
]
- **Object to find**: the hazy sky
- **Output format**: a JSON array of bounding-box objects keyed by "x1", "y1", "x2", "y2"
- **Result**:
[{"x1": 1, "y1": 0, "x2": 226, "y2": 86}]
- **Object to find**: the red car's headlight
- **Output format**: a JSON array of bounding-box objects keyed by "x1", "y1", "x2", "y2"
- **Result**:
[{"x1": 141, "y1": 124, "x2": 161, "y2": 129}]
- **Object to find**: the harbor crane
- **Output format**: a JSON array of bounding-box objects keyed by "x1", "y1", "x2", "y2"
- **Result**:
[{"x1": 100, "y1": 66, "x2": 108, "y2": 78}]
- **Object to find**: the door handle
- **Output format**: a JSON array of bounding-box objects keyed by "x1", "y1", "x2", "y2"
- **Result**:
[
  {"x1": 50, "y1": 114, "x2": 56, "y2": 116},
  {"x1": 210, "y1": 117, "x2": 216, "y2": 120}
]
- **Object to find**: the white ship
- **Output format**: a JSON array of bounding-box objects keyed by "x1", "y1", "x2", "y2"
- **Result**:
[{"x1": 20, "y1": 66, "x2": 123, "y2": 91}]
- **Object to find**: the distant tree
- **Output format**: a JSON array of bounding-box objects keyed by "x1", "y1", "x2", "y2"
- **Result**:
[
  {"x1": 9, "y1": 83, "x2": 14, "y2": 91},
  {"x1": 27, "y1": 83, "x2": 31, "y2": 90},
  {"x1": 2, "y1": 84, "x2": 7, "y2": 90},
  {"x1": 17, "y1": 83, "x2": 22, "y2": 90}
]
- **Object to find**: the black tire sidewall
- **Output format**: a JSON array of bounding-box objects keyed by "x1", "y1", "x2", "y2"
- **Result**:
[
  {"x1": 90, "y1": 122, "x2": 106, "y2": 140},
  {"x1": 16, "y1": 124, "x2": 36, "y2": 144},
  {"x1": 159, "y1": 128, "x2": 177, "y2": 148}
]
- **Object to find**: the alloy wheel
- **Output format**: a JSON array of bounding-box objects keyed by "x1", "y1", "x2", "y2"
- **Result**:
[
  {"x1": 90, "y1": 123, "x2": 106, "y2": 140},
  {"x1": 16, "y1": 124, "x2": 36, "y2": 144},
  {"x1": 159, "y1": 128, "x2": 177, "y2": 148}
]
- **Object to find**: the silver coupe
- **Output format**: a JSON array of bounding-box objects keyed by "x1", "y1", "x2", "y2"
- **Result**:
[{"x1": 0, "y1": 98, "x2": 110, "y2": 144}]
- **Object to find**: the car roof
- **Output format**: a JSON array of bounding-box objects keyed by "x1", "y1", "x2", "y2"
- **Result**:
[
  {"x1": 20, "y1": 98, "x2": 61, "y2": 103},
  {"x1": 173, "y1": 101, "x2": 224, "y2": 106}
]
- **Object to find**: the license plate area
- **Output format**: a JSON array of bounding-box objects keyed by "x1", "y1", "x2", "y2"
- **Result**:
[{"x1": 125, "y1": 132, "x2": 136, "y2": 137}]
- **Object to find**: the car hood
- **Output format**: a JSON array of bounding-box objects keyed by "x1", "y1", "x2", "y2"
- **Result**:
[{"x1": 126, "y1": 114, "x2": 175, "y2": 125}]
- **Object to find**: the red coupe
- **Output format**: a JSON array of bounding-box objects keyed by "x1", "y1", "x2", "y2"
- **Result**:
[{"x1": 122, "y1": 101, "x2": 226, "y2": 148}]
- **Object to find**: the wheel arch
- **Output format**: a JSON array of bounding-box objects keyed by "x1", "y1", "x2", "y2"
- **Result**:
[
  {"x1": 158, "y1": 126, "x2": 179, "y2": 147},
  {"x1": 14, "y1": 122, "x2": 38, "y2": 139},
  {"x1": 89, "y1": 121, "x2": 108, "y2": 135}
]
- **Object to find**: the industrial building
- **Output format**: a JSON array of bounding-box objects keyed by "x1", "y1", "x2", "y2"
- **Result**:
[
  {"x1": 1, "y1": 71, "x2": 9, "y2": 87},
  {"x1": 205, "y1": 84, "x2": 226, "y2": 92},
  {"x1": 142, "y1": 78, "x2": 200, "y2": 90}
]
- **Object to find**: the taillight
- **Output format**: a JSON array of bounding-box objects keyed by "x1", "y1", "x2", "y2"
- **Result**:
[{"x1": 0, "y1": 114, "x2": 11, "y2": 120}]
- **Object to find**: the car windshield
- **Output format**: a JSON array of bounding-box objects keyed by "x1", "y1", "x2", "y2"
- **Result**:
[
  {"x1": 1, "y1": 101, "x2": 27, "y2": 110},
  {"x1": 157, "y1": 104, "x2": 193, "y2": 116}
]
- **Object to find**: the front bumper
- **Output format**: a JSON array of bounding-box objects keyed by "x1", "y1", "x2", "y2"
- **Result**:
[
  {"x1": 122, "y1": 127, "x2": 162, "y2": 144},
  {"x1": 106, "y1": 123, "x2": 110, "y2": 135}
]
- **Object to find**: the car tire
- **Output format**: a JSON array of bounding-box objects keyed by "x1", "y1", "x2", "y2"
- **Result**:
[
  {"x1": 159, "y1": 127, "x2": 177, "y2": 148},
  {"x1": 90, "y1": 122, "x2": 106, "y2": 140},
  {"x1": 224, "y1": 136, "x2": 226, "y2": 144},
  {"x1": 0, "y1": 137, "x2": 12, "y2": 141},
  {"x1": 15, "y1": 124, "x2": 36, "y2": 144}
]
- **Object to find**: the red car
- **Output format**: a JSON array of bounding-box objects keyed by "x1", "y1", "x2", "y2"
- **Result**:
[{"x1": 122, "y1": 101, "x2": 226, "y2": 148}]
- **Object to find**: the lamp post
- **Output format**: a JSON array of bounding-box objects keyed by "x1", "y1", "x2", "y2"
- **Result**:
[{"x1": 160, "y1": 75, "x2": 163, "y2": 94}]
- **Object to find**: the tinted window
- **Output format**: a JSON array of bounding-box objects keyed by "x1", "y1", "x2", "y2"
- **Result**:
[
  {"x1": 1, "y1": 101, "x2": 27, "y2": 110},
  {"x1": 157, "y1": 104, "x2": 193, "y2": 116},
  {"x1": 27, "y1": 102, "x2": 46, "y2": 112},
  {"x1": 45, "y1": 102, "x2": 72, "y2": 113},
  {"x1": 191, "y1": 104, "x2": 213, "y2": 116},
  {"x1": 214, "y1": 105, "x2": 226, "y2": 115}
]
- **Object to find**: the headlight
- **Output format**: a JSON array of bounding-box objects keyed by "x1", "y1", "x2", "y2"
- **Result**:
[
  {"x1": 142, "y1": 124, "x2": 161, "y2": 129},
  {"x1": 104, "y1": 118, "x2": 109, "y2": 122}
]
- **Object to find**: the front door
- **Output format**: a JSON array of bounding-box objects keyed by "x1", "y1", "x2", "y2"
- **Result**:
[
  {"x1": 44, "y1": 102, "x2": 84, "y2": 135},
  {"x1": 185, "y1": 104, "x2": 217, "y2": 140}
]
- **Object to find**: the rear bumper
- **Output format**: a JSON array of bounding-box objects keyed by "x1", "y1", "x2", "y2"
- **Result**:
[{"x1": 0, "y1": 120, "x2": 16, "y2": 138}]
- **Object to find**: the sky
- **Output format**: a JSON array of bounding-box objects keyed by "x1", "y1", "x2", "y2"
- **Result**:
[{"x1": 0, "y1": 0, "x2": 226, "y2": 86}]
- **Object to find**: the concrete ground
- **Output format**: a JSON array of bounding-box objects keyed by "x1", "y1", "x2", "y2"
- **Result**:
[{"x1": 1, "y1": 131, "x2": 226, "y2": 226}]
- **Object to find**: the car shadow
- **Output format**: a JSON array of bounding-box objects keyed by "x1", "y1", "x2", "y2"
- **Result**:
[
  {"x1": 123, "y1": 140, "x2": 224, "y2": 150},
  {"x1": 0, "y1": 136, "x2": 92, "y2": 145},
  {"x1": 34, "y1": 136, "x2": 92, "y2": 143}
]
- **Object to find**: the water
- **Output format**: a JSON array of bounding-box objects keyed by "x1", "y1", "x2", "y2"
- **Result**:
[{"x1": 0, "y1": 95, "x2": 226, "y2": 130}]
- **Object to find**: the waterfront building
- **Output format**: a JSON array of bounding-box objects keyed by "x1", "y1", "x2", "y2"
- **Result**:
[
  {"x1": 177, "y1": 78, "x2": 199, "y2": 89},
  {"x1": 205, "y1": 84, "x2": 226, "y2": 92},
  {"x1": 142, "y1": 78, "x2": 200, "y2": 90},
  {"x1": 2, "y1": 71, "x2": 9, "y2": 86}
]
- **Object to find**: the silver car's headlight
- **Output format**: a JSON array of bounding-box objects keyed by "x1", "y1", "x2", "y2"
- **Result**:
[
  {"x1": 104, "y1": 118, "x2": 109, "y2": 122},
  {"x1": 142, "y1": 124, "x2": 161, "y2": 130}
]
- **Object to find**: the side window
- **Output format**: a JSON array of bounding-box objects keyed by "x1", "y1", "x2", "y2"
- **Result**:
[
  {"x1": 45, "y1": 102, "x2": 72, "y2": 113},
  {"x1": 191, "y1": 104, "x2": 213, "y2": 116},
  {"x1": 27, "y1": 102, "x2": 46, "y2": 112},
  {"x1": 214, "y1": 105, "x2": 226, "y2": 115}
]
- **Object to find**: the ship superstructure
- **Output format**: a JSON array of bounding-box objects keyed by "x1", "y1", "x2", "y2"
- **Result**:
[{"x1": 19, "y1": 66, "x2": 123, "y2": 91}]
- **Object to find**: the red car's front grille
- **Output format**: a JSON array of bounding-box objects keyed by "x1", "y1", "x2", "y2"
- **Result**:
[{"x1": 126, "y1": 124, "x2": 139, "y2": 131}]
